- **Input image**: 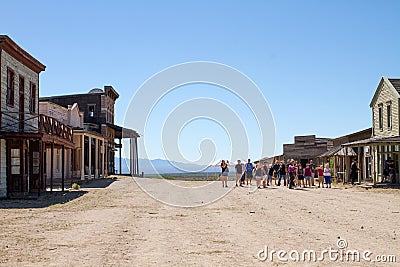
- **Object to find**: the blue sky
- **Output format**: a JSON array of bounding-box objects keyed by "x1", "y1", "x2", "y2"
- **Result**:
[{"x1": 2, "y1": 0, "x2": 400, "y2": 163}]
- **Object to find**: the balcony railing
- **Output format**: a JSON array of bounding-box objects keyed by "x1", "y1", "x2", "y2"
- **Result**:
[
  {"x1": 39, "y1": 114, "x2": 73, "y2": 142},
  {"x1": 1, "y1": 111, "x2": 73, "y2": 143}
]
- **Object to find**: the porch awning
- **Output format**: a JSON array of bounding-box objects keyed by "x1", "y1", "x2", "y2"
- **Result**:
[
  {"x1": 318, "y1": 146, "x2": 357, "y2": 157},
  {"x1": 342, "y1": 136, "x2": 400, "y2": 147},
  {"x1": 105, "y1": 123, "x2": 140, "y2": 139}
]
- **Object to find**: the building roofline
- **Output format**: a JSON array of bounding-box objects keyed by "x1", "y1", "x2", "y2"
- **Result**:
[
  {"x1": 370, "y1": 77, "x2": 400, "y2": 107},
  {"x1": 0, "y1": 35, "x2": 46, "y2": 73},
  {"x1": 333, "y1": 128, "x2": 372, "y2": 142}
]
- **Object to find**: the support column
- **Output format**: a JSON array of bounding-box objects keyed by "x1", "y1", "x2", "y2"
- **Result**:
[
  {"x1": 357, "y1": 146, "x2": 361, "y2": 183},
  {"x1": 38, "y1": 140, "x2": 43, "y2": 197},
  {"x1": 101, "y1": 141, "x2": 105, "y2": 178},
  {"x1": 81, "y1": 135, "x2": 85, "y2": 180},
  {"x1": 344, "y1": 148, "x2": 348, "y2": 184},
  {"x1": 372, "y1": 145, "x2": 377, "y2": 184},
  {"x1": 50, "y1": 142, "x2": 54, "y2": 193},
  {"x1": 119, "y1": 138, "x2": 122, "y2": 175},
  {"x1": 88, "y1": 137, "x2": 92, "y2": 179},
  {"x1": 95, "y1": 138, "x2": 99, "y2": 179},
  {"x1": 130, "y1": 138, "x2": 134, "y2": 176},
  {"x1": 135, "y1": 137, "x2": 139, "y2": 176},
  {"x1": 62, "y1": 145, "x2": 65, "y2": 192}
]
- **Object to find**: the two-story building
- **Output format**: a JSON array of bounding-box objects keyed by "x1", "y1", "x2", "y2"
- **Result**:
[
  {"x1": 39, "y1": 101, "x2": 107, "y2": 184},
  {"x1": 0, "y1": 35, "x2": 75, "y2": 197},
  {"x1": 40, "y1": 87, "x2": 139, "y2": 177},
  {"x1": 343, "y1": 77, "x2": 400, "y2": 184}
]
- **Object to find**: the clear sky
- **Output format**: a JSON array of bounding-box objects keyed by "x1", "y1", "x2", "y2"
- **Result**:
[{"x1": 2, "y1": 0, "x2": 400, "y2": 164}]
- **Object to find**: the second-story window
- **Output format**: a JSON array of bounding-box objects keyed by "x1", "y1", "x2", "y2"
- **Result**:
[
  {"x1": 378, "y1": 104, "x2": 383, "y2": 130},
  {"x1": 29, "y1": 82, "x2": 36, "y2": 113},
  {"x1": 387, "y1": 103, "x2": 392, "y2": 130},
  {"x1": 6, "y1": 67, "x2": 15, "y2": 106},
  {"x1": 88, "y1": 105, "x2": 95, "y2": 117}
]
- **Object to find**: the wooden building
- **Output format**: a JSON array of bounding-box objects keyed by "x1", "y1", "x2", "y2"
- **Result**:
[
  {"x1": 0, "y1": 35, "x2": 74, "y2": 197},
  {"x1": 283, "y1": 135, "x2": 333, "y2": 166},
  {"x1": 39, "y1": 101, "x2": 106, "y2": 184},
  {"x1": 317, "y1": 128, "x2": 372, "y2": 183},
  {"x1": 40, "y1": 86, "x2": 139, "y2": 177},
  {"x1": 342, "y1": 77, "x2": 400, "y2": 184}
]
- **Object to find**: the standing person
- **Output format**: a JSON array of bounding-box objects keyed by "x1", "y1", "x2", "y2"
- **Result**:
[
  {"x1": 350, "y1": 159, "x2": 359, "y2": 185},
  {"x1": 387, "y1": 158, "x2": 396, "y2": 184},
  {"x1": 245, "y1": 159, "x2": 254, "y2": 186},
  {"x1": 235, "y1": 160, "x2": 243, "y2": 187},
  {"x1": 383, "y1": 158, "x2": 390, "y2": 182},
  {"x1": 304, "y1": 163, "x2": 312, "y2": 187},
  {"x1": 285, "y1": 159, "x2": 291, "y2": 187},
  {"x1": 268, "y1": 164, "x2": 274, "y2": 186},
  {"x1": 255, "y1": 163, "x2": 263, "y2": 189},
  {"x1": 277, "y1": 161, "x2": 287, "y2": 186},
  {"x1": 317, "y1": 165, "x2": 324, "y2": 188},
  {"x1": 287, "y1": 160, "x2": 297, "y2": 189},
  {"x1": 262, "y1": 161, "x2": 269, "y2": 187},
  {"x1": 309, "y1": 160, "x2": 316, "y2": 186},
  {"x1": 324, "y1": 163, "x2": 332, "y2": 188},
  {"x1": 273, "y1": 160, "x2": 280, "y2": 185},
  {"x1": 220, "y1": 160, "x2": 229, "y2": 187},
  {"x1": 297, "y1": 164, "x2": 305, "y2": 187}
]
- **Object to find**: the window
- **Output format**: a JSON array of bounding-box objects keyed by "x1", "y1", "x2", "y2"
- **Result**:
[
  {"x1": 10, "y1": 148, "x2": 20, "y2": 174},
  {"x1": 387, "y1": 103, "x2": 392, "y2": 130},
  {"x1": 6, "y1": 67, "x2": 15, "y2": 106},
  {"x1": 88, "y1": 104, "x2": 95, "y2": 117},
  {"x1": 29, "y1": 82, "x2": 36, "y2": 113},
  {"x1": 378, "y1": 104, "x2": 383, "y2": 130}
]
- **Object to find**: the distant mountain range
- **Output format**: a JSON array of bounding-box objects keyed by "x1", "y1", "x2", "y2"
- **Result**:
[{"x1": 115, "y1": 158, "x2": 220, "y2": 175}]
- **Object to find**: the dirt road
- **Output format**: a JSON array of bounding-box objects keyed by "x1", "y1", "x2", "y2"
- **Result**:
[{"x1": 0, "y1": 177, "x2": 399, "y2": 266}]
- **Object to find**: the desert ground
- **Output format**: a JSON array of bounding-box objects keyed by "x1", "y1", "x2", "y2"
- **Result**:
[{"x1": 0, "y1": 176, "x2": 399, "y2": 266}]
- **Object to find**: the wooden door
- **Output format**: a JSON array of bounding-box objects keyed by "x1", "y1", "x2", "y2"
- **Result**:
[
  {"x1": 29, "y1": 140, "x2": 41, "y2": 192},
  {"x1": 6, "y1": 139, "x2": 25, "y2": 194}
]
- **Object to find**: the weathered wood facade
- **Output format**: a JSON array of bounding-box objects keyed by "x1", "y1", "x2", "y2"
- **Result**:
[
  {"x1": 318, "y1": 128, "x2": 372, "y2": 183},
  {"x1": 40, "y1": 87, "x2": 139, "y2": 177},
  {"x1": 0, "y1": 35, "x2": 74, "y2": 197},
  {"x1": 40, "y1": 101, "x2": 106, "y2": 184},
  {"x1": 283, "y1": 135, "x2": 333, "y2": 166},
  {"x1": 342, "y1": 77, "x2": 400, "y2": 184}
]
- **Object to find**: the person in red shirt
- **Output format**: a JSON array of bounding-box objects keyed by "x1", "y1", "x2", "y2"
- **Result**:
[{"x1": 317, "y1": 165, "x2": 324, "y2": 188}]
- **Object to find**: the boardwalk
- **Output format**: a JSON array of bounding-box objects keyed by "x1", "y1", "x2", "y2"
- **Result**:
[{"x1": 0, "y1": 177, "x2": 399, "y2": 266}]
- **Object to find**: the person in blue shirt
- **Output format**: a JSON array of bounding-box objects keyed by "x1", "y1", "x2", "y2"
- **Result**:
[{"x1": 245, "y1": 159, "x2": 254, "y2": 185}]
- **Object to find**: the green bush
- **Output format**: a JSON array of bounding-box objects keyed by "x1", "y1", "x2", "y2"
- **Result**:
[{"x1": 71, "y1": 183, "x2": 80, "y2": 190}]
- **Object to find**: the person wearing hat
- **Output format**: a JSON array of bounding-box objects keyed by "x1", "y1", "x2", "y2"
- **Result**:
[{"x1": 350, "y1": 159, "x2": 359, "y2": 185}]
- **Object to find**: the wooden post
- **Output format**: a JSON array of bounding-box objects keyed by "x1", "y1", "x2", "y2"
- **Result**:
[
  {"x1": 119, "y1": 138, "x2": 122, "y2": 175},
  {"x1": 95, "y1": 138, "x2": 99, "y2": 179},
  {"x1": 88, "y1": 137, "x2": 92, "y2": 179},
  {"x1": 101, "y1": 141, "x2": 105, "y2": 178},
  {"x1": 50, "y1": 142, "x2": 54, "y2": 193},
  {"x1": 344, "y1": 148, "x2": 348, "y2": 184},
  {"x1": 357, "y1": 146, "x2": 361, "y2": 183},
  {"x1": 135, "y1": 137, "x2": 139, "y2": 176},
  {"x1": 61, "y1": 145, "x2": 65, "y2": 192},
  {"x1": 38, "y1": 140, "x2": 43, "y2": 197},
  {"x1": 81, "y1": 135, "x2": 85, "y2": 180},
  {"x1": 130, "y1": 138, "x2": 133, "y2": 176}
]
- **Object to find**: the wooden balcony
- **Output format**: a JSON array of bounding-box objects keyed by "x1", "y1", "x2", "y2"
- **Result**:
[
  {"x1": 39, "y1": 114, "x2": 73, "y2": 143},
  {"x1": 0, "y1": 112, "x2": 74, "y2": 146}
]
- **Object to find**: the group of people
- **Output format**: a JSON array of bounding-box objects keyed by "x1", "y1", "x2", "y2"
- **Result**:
[{"x1": 220, "y1": 159, "x2": 333, "y2": 189}]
